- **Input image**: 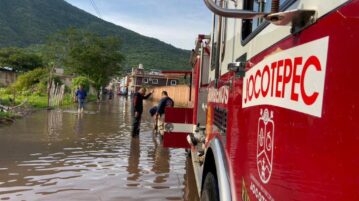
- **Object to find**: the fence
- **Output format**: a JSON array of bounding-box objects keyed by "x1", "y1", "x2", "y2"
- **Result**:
[
  {"x1": 49, "y1": 80, "x2": 65, "y2": 107},
  {"x1": 151, "y1": 85, "x2": 192, "y2": 107}
]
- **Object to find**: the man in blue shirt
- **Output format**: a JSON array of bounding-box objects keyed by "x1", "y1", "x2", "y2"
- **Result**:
[{"x1": 76, "y1": 85, "x2": 87, "y2": 113}]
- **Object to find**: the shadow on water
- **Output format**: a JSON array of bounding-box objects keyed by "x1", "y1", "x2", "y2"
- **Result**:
[{"x1": 0, "y1": 96, "x2": 199, "y2": 201}]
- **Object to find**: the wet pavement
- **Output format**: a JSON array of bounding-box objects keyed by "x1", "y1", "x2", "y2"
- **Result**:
[{"x1": 0, "y1": 97, "x2": 199, "y2": 201}]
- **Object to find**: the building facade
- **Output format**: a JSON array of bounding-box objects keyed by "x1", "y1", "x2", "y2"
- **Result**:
[{"x1": 126, "y1": 66, "x2": 185, "y2": 95}]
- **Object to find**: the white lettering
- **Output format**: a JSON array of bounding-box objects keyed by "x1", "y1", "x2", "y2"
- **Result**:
[{"x1": 208, "y1": 86, "x2": 229, "y2": 104}]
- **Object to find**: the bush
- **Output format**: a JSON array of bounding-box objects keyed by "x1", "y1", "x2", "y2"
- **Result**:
[
  {"x1": 11, "y1": 68, "x2": 48, "y2": 92},
  {"x1": 62, "y1": 93, "x2": 74, "y2": 105},
  {"x1": 0, "y1": 88, "x2": 9, "y2": 96}
]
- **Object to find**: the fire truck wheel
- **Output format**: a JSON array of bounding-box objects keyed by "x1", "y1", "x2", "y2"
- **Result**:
[{"x1": 201, "y1": 172, "x2": 219, "y2": 201}]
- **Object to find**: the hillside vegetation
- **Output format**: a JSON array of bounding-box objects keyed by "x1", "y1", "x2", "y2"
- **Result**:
[{"x1": 0, "y1": 0, "x2": 191, "y2": 70}]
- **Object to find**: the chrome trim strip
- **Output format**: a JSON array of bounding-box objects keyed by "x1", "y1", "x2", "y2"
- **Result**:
[{"x1": 209, "y1": 137, "x2": 232, "y2": 201}]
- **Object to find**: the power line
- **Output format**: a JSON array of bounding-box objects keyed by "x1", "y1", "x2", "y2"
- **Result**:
[
  {"x1": 90, "y1": 0, "x2": 102, "y2": 18},
  {"x1": 89, "y1": 0, "x2": 102, "y2": 19}
]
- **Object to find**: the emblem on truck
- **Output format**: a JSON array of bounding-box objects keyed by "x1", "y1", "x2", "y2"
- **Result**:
[{"x1": 257, "y1": 108, "x2": 275, "y2": 184}]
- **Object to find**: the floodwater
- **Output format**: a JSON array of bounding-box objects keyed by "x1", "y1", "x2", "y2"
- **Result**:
[{"x1": 0, "y1": 97, "x2": 199, "y2": 201}]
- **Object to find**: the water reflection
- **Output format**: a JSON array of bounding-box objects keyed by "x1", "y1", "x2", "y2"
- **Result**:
[
  {"x1": 150, "y1": 135, "x2": 170, "y2": 185},
  {"x1": 127, "y1": 137, "x2": 141, "y2": 184},
  {"x1": 73, "y1": 112, "x2": 84, "y2": 135},
  {"x1": 0, "y1": 97, "x2": 199, "y2": 201},
  {"x1": 47, "y1": 110, "x2": 63, "y2": 141}
]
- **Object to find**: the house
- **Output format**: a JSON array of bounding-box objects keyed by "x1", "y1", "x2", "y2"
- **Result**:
[
  {"x1": 0, "y1": 67, "x2": 16, "y2": 87},
  {"x1": 53, "y1": 67, "x2": 74, "y2": 87},
  {"x1": 118, "y1": 76, "x2": 129, "y2": 95},
  {"x1": 126, "y1": 64, "x2": 188, "y2": 95}
]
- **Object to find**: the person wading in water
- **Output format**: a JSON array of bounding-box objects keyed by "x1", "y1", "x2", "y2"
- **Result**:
[
  {"x1": 132, "y1": 88, "x2": 153, "y2": 137},
  {"x1": 76, "y1": 85, "x2": 87, "y2": 113}
]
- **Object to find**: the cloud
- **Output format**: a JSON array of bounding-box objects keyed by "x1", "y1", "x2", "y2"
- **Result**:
[
  {"x1": 66, "y1": 0, "x2": 212, "y2": 49},
  {"x1": 103, "y1": 13, "x2": 211, "y2": 49}
]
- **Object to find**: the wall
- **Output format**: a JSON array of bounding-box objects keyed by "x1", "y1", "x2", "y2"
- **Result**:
[
  {"x1": 151, "y1": 85, "x2": 192, "y2": 107},
  {"x1": 0, "y1": 71, "x2": 16, "y2": 87}
]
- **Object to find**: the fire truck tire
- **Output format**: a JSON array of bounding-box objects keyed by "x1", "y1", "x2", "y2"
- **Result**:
[{"x1": 201, "y1": 172, "x2": 219, "y2": 201}]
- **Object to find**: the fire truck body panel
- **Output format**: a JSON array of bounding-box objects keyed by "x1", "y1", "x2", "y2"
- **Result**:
[
  {"x1": 188, "y1": 0, "x2": 359, "y2": 201},
  {"x1": 217, "y1": 0, "x2": 350, "y2": 76}
]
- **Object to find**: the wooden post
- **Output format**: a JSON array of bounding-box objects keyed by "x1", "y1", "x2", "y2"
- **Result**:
[{"x1": 47, "y1": 65, "x2": 55, "y2": 108}]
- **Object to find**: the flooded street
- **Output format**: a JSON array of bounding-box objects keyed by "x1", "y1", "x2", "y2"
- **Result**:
[{"x1": 0, "y1": 97, "x2": 199, "y2": 201}]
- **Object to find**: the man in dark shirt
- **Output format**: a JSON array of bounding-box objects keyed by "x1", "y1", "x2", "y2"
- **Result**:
[
  {"x1": 153, "y1": 91, "x2": 174, "y2": 133},
  {"x1": 132, "y1": 88, "x2": 153, "y2": 137},
  {"x1": 156, "y1": 91, "x2": 174, "y2": 117}
]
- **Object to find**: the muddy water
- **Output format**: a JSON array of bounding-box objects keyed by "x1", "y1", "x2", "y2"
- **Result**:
[{"x1": 0, "y1": 97, "x2": 199, "y2": 201}]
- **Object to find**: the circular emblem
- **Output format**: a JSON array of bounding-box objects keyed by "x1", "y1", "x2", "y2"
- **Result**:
[{"x1": 257, "y1": 109, "x2": 275, "y2": 184}]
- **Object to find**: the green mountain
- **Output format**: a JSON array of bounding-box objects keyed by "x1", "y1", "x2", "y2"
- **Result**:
[{"x1": 0, "y1": 0, "x2": 191, "y2": 70}]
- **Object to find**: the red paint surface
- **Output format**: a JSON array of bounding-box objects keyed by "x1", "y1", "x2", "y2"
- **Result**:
[
  {"x1": 164, "y1": 108, "x2": 194, "y2": 124},
  {"x1": 202, "y1": 1, "x2": 359, "y2": 201},
  {"x1": 163, "y1": 132, "x2": 191, "y2": 149}
]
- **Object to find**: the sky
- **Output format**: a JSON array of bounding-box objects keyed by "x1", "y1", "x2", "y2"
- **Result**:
[{"x1": 65, "y1": 0, "x2": 213, "y2": 50}]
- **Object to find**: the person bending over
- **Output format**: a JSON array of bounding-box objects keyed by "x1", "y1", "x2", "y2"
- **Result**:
[{"x1": 153, "y1": 91, "x2": 174, "y2": 132}]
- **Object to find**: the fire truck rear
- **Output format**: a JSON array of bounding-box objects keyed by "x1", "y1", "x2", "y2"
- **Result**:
[{"x1": 163, "y1": 0, "x2": 359, "y2": 200}]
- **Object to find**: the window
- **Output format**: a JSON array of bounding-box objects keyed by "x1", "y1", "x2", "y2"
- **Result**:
[
  {"x1": 211, "y1": 0, "x2": 222, "y2": 72},
  {"x1": 142, "y1": 78, "x2": 148, "y2": 83},
  {"x1": 170, "y1": 80, "x2": 177, "y2": 86},
  {"x1": 152, "y1": 79, "x2": 158, "y2": 84},
  {"x1": 242, "y1": 0, "x2": 294, "y2": 42},
  {"x1": 221, "y1": 1, "x2": 228, "y2": 62}
]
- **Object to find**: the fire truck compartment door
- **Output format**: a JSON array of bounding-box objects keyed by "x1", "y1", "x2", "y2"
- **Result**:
[{"x1": 163, "y1": 107, "x2": 193, "y2": 149}]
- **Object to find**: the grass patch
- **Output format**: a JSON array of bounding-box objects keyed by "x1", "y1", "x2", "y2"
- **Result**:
[
  {"x1": 0, "y1": 93, "x2": 48, "y2": 108},
  {"x1": 1, "y1": 87, "x2": 98, "y2": 110},
  {"x1": 26, "y1": 95, "x2": 48, "y2": 108},
  {"x1": 0, "y1": 111, "x2": 15, "y2": 119}
]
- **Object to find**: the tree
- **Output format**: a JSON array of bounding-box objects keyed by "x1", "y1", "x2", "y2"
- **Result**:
[
  {"x1": 72, "y1": 76, "x2": 91, "y2": 92},
  {"x1": 0, "y1": 47, "x2": 44, "y2": 71},
  {"x1": 45, "y1": 28, "x2": 124, "y2": 97}
]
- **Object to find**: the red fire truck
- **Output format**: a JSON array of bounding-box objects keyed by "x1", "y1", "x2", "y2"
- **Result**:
[{"x1": 162, "y1": 0, "x2": 359, "y2": 200}]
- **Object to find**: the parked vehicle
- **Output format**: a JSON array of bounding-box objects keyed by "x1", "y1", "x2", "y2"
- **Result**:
[{"x1": 163, "y1": 0, "x2": 359, "y2": 200}]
